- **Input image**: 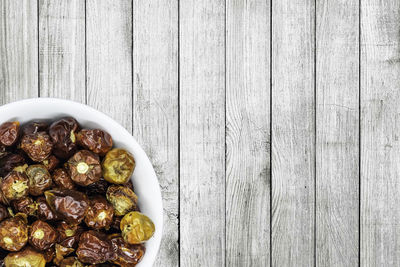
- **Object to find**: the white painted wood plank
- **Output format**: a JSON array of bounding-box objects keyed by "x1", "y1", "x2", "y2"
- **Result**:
[
  {"x1": 226, "y1": 0, "x2": 270, "y2": 266},
  {"x1": 179, "y1": 0, "x2": 225, "y2": 266},
  {"x1": 132, "y1": 0, "x2": 179, "y2": 266},
  {"x1": 272, "y1": 0, "x2": 315, "y2": 266},
  {"x1": 0, "y1": 0, "x2": 38, "y2": 104},
  {"x1": 315, "y1": 0, "x2": 359, "y2": 266},
  {"x1": 361, "y1": 1, "x2": 400, "y2": 266},
  {"x1": 86, "y1": 0, "x2": 132, "y2": 132},
  {"x1": 38, "y1": 0, "x2": 85, "y2": 102}
]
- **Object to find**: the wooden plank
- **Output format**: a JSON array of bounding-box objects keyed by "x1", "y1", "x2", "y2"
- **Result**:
[
  {"x1": 271, "y1": 0, "x2": 315, "y2": 266},
  {"x1": 0, "y1": 0, "x2": 38, "y2": 103},
  {"x1": 315, "y1": 0, "x2": 359, "y2": 266},
  {"x1": 86, "y1": 0, "x2": 132, "y2": 131},
  {"x1": 179, "y1": 0, "x2": 225, "y2": 266},
  {"x1": 225, "y1": 0, "x2": 270, "y2": 266},
  {"x1": 132, "y1": 0, "x2": 179, "y2": 266},
  {"x1": 38, "y1": 0, "x2": 85, "y2": 102},
  {"x1": 361, "y1": 1, "x2": 400, "y2": 266}
]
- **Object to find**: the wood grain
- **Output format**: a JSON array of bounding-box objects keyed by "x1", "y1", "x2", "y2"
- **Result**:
[
  {"x1": 179, "y1": 0, "x2": 225, "y2": 266},
  {"x1": 38, "y1": 0, "x2": 85, "y2": 102},
  {"x1": 225, "y1": 0, "x2": 270, "y2": 266},
  {"x1": 271, "y1": 0, "x2": 315, "y2": 266},
  {"x1": 132, "y1": 0, "x2": 179, "y2": 266},
  {"x1": 86, "y1": 0, "x2": 132, "y2": 131},
  {"x1": 0, "y1": 0, "x2": 38, "y2": 103},
  {"x1": 361, "y1": 0, "x2": 400, "y2": 265},
  {"x1": 315, "y1": 0, "x2": 359, "y2": 266}
]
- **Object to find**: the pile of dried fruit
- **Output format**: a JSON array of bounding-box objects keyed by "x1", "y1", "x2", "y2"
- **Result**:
[{"x1": 0, "y1": 118, "x2": 155, "y2": 267}]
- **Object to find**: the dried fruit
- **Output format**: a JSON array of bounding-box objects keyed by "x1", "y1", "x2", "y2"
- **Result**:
[
  {"x1": 76, "y1": 231, "x2": 114, "y2": 264},
  {"x1": 102, "y1": 149, "x2": 135, "y2": 184},
  {"x1": 49, "y1": 118, "x2": 80, "y2": 159},
  {"x1": 67, "y1": 150, "x2": 101, "y2": 186},
  {"x1": 0, "y1": 121, "x2": 20, "y2": 147},
  {"x1": 52, "y1": 168, "x2": 75, "y2": 190},
  {"x1": 0, "y1": 171, "x2": 29, "y2": 202},
  {"x1": 0, "y1": 215, "x2": 28, "y2": 251},
  {"x1": 106, "y1": 185, "x2": 138, "y2": 216},
  {"x1": 120, "y1": 211, "x2": 155, "y2": 244},
  {"x1": 84, "y1": 195, "x2": 114, "y2": 230},
  {"x1": 76, "y1": 129, "x2": 113, "y2": 156},
  {"x1": 4, "y1": 246, "x2": 46, "y2": 267},
  {"x1": 29, "y1": 220, "x2": 58, "y2": 251},
  {"x1": 109, "y1": 234, "x2": 145, "y2": 266},
  {"x1": 20, "y1": 132, "x2": 53, "y2": 162},
  {"x1": 26, "y1": 165, "x2": 52, "y2": 196}
]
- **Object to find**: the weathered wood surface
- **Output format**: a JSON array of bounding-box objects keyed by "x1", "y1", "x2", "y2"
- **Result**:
[
  {"x1": 2, "y1": 0, "x2": 400, "y2": 266},
  {"x1": 132, "y1": 0, "x2": 179, "y2": 266},
  {"x1": 86, "y1": 0, "x2": 132, "y2": 131},
  {"x1": 272, "y1": 0, "x2": 315, "y2": 266},
  {"x1": 226, "y1": 0, "x2": 270, "y2": 266},
  {"x1": 316, "y1": 0, "x2": 360, "y2": 266},
  {"x1": 0, "y1": 0, "x2": 38, "y2": 103},
  {"x1": 361, "y1": 1, "x2": 400, "y2": 266},
  {"x1": 179, "y1": 0, "x2": 225, "y2": 266},
  {"x1": 39, "y1": 0, "x2": 85, "y2": 102}
]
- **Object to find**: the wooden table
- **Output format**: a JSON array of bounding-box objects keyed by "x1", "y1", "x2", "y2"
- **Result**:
[{"x1": 0, "y1": 0, "x2": 399, "y2": 266}]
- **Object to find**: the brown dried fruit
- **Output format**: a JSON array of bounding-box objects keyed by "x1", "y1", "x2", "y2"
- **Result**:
[
  {"x1": 0, "y1": 154, "x2": 25, "y2": 177},
  {"x1": 84, "y1": 195, "x2": 114, "y2": 230},
  {"x1": 0, "y1": 204, "x2": 9, "y2": 222},
  {"x1": 29, "y1": 220, "x2": 58, "y2": 251},
  {"x1": 41, "y1": 155, "x2": 59, "y2": 172},
  {"x1": 54, "y1": 244, "x2": 75, "y2": 266},
  {"x1": 0, "y1": 121, "x2": 20, "y2": 147},
  {"x1": 76, "y1": 231, "x2": 115, "y2": 264},
  {"x1": 49, "y1": 118, "x2": 80, "y2": 159},
  {"x1": 43, "y1": 247, "x2": 55, "y2": 263},
  {"x1": 85, "y1": 178, "x2": 108, "y2": 196},
  {"x1": 12, "y1": 197, "x2": 37, "y2": 216},
  {"x1": 26, "y1": 164, "x2": 52, "y2": 196},
  {"x1": 56, "y1": 221, "x2": 84, "y2": 249},
  {"x1": 0, "y1": 171, "x2": 29, "y2": 201},
  {"x1": 67, "y1": 150, "x2": 101, "y2": 186},
  {"x1": 76, "y1": 129, "x2": 113, "y2": 156},
  {"x1": 44, "y1": 189, "x2": 89, "y2": 224},
  {"x1": 52, "y1": 168, "x2": 75, "y2": 190},
  {"x1": 20, "y1": 132, "x2": 53, "y2": 162},
  {"x1": 109, "y1": 234, "x2": 145, "y2": 266},
  {"x1": 0, "y1": 215, "x2": 28, "y2": 251},
  {"x1": 21, "y1": 121, "x2": 49, "y2": 136},
  {"x1": 36, "y1": 196, "x2": 58, "y2": 221}
]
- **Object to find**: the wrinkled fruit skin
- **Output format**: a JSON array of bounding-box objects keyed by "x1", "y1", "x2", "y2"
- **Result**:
[
  {"x1": 12, "y1": 197, "x2": 37, "y2": 216},
  {"x1": 76, "y1": 231, "x2": 115, "y2": 264},
  {"x1": 109, "y1": 234, "x2": 145, "y2": 266},
  {"x1": 0, "y1": 171, "x2": 29, "y2": 202},
  {"x1": 54, "y1": 243, "x2": 75, "y2": 265},
  {"x1": 0, "y1": 204, "x2": 9, "y2": 222},
  {"x1": 60, "y1": 257, "x2": 84, "y2": 267},
  {"x1": 56, "y1": 221, "x2": 83, "y2": 248},
  {"x1": 43, "y1": 247, "x2": 55, "y2": 263},
  {"x1": 0, "y1": 122, "x2": 20, "y2": 147},
  {"x1": 45, "y1": 189, "x2": 89, "y2": 224},
  {"x1": 84, "y1": 195, "x2": 114, "y2": 230},
  {"x1": 0, "y1": 154, "x2": 25, "y2": 177},
  {"x1": 67, "y1": 150, "x2": 101, "y2": 186},
  {"x1": 102, "y1": 149, "x2": 135, "y2": 184},
  {"x1": 26, "y1": 165, "x2": 52, "y2": 196},
  {"x1": 85, "y1": 178, "x2": 108, "y2": 196},
  {"x1": 20, "y1": 132, "x2": 53, "y2": 162},
  {"x1": 120, "y1": 211, "x2": 155, "y2": 244},
  {"x1": 36, "y1": 196, "x2": 58, "y2": 221},
  {"x1": 4, "y1": 246, "x2": 46, "y2": 267},
  {"x1": 49, "y1": 118, "x2": 80, "y2": 159},
  {"x1": 77, "y1": 129, "x2": 113, "y2": 156},
  {"x1": 21, "y1": 121, "x2": 48, "y2": 136},
  {"x1": 29, "y1": 220, "x2": 58, "y2": 251},
  {"x1": 106, "y1": 185, "x2": 138, "y2": 216},
  {"x1": 53, "y1": 168, "x2": 75, "y2": 190},
  {"x1": 41, "y1": 155, "x2": 59, "y2": 172},
  {"x1": 0, "y1": 215, "x2": 28, "y2": 251}
]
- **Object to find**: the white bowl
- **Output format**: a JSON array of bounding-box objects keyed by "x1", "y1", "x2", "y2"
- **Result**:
[{"x1": 0, "y1": 98, "x2": 163, "y2": 267}]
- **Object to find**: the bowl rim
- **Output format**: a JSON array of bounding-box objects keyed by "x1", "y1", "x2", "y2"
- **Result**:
[{"x1": 0, "y1": 97, "x2": 163, "y2": 266}]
